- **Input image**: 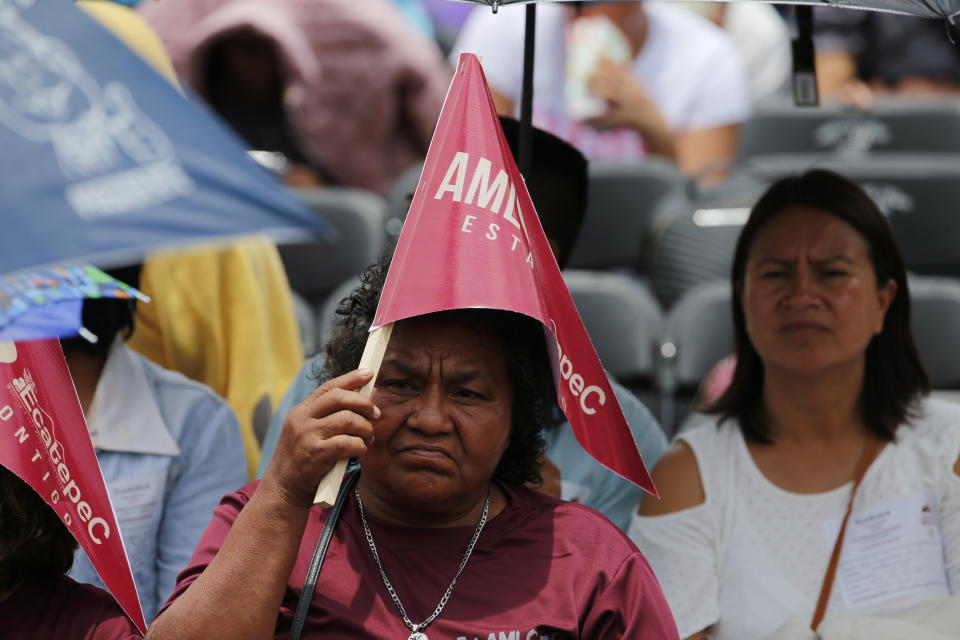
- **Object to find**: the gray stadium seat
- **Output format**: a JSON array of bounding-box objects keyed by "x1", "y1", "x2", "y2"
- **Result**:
[
  {"x1": 567, "y1": 158, "x2": 685, "y2": 271},
  {"x1": 290, "y1": 291, "x2": 319, "y2": 358},
  {"x1": 737, "y1": 100, "x2": 960, "y2": 161},
  {"x1": 317, "y1": 276, "x2": 362, "y2": 348},
  {"x1": 281, "y1": 187, "x2": 387, "y2": 303},
  {"x1": 645, "y1": 174, "x2": 765, "y2": 308},
  {"x1": 908, "y1": 275, "x2": 960, "y2": 389},
  {"x1": 563, "y1": 270, "x2": 664, "y2": 385},
  {"x1": 663, "y1": 281, "x2": 734, "y2": 389},
  {"x1": 658, "y1": 280, "x2": 733, "y2": 432},
  {"x1": 385, "y1": 161, "x2": 424, "y2": 240}
]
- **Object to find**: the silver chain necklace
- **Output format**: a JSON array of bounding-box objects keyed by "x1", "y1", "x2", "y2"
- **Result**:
[{"x1": 354, "y1": 487, "x2": 491, "y2": 640}]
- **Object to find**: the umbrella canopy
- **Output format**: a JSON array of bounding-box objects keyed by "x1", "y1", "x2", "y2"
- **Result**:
[
  {"x1": 466, "y1": 0, "x2": 960, "y2": 21},
  {"x1": 0, "y1": 0, "x2": 327, "y2": 275},
  {"x1": 0, "y1": 265, "x2": 145, "y2": 342}
]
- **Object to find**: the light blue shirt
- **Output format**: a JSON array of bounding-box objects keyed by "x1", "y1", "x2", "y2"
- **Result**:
[
  {"x1": 69, "y1": 341, "x2": 248, "y2": 622},
  {"x1": 543, "y1": 384, "x2": 667, "y2": 532},
  {"x1": 257, "y1": 356, "x2": 667, "y2": 532}
]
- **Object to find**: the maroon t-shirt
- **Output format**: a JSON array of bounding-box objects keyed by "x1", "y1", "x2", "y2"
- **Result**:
[
  {"x1": 0, "y1": 575, "x2": 141, "y2": 639},
  {"x1": 164, "y1": 481, "x2": 679, "y2": 639}
]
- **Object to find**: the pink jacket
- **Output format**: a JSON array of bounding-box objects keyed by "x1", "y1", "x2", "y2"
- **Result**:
[{"x1": 141, "y1": 0, "x2": 450, "y2": 194}]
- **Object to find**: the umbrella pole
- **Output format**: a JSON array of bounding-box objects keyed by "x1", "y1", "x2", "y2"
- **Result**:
[{"x1": 518, "y1": 3, "x2": 536, "y2": 176}]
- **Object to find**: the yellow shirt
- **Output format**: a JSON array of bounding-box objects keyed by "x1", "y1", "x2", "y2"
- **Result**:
[{"x1": 128, "y1": 237, "x2": 302, "y2": 477}]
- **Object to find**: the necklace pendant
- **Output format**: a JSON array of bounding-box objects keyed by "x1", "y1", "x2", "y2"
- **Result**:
[{"x1": 408, "y1": 633, "x2": 428, "y2": 640}]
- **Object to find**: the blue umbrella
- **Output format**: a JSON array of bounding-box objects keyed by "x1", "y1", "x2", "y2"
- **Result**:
[{"x1": 0, "y1": 0, "x2": 328, "y2": 275}]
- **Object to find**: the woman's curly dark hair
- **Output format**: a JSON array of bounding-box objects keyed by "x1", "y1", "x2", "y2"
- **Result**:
[
  {"x1": 322, "y1": 253, "x2": 551, "y2": 486},
  {"x1": 0, "y1": 466, "x2": 78, "y2": 592}
]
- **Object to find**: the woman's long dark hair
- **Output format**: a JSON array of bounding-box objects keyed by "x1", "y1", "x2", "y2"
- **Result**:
[{"x1": 709, "y1": 169, "x2": 929, "y2": 443}]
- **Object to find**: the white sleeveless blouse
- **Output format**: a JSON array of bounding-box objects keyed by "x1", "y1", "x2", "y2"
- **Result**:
[{"x1": 629, "y1": 398, "x2": 960, "y2": 640}]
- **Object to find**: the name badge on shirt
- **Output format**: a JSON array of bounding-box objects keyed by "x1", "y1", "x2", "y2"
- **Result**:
[
  {"x1": 108, "y1": 470, "x2": 167, "y2": 569},
  {"x1": 822, "y1": 492, "x2": 949, "y2": 609}
]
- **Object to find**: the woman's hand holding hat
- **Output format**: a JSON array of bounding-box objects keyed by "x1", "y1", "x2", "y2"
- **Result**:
[{"x1": 263, "y1": 369, "x2": 379, "y2": 509}]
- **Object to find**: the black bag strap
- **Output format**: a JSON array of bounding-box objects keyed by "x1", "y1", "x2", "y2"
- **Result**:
[{"x1": 289, "y1": 469, "x2": 360, "y2": 640}]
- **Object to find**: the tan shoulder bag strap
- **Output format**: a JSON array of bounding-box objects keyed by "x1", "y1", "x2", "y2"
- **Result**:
[{"x1": 810, "y1": 437, "x2": 881, "y2": 631}]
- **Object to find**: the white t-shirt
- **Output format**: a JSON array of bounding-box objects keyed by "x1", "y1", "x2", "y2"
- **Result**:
[
  {"x1": 721, "y1": 3, "x2": 791, "y2": 103},
  {"x1": 452, "y1": 3, "x2": 750, "y2": 160},
  {"x1": 629, "y1": 397, "x2": 960, "y2": 640}
]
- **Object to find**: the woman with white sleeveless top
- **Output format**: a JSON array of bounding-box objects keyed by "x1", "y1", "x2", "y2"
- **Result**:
[{"x1": 630, "y1": 169, "x2": 960, "y2": 640}]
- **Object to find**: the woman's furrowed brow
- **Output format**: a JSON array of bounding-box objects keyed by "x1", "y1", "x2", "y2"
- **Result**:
[
  {"x1": 752, "y1": 257, "x2": 791, "y2": 269},
  {"x1": 752, "y1": 254, "x2": 855, "y2": 268},
  {"x1": 380, "y1": 358, "x2": 421, "y2": 376},
  {"x1": 811, "y1": 254, "x2": 855, "y2": 266},
  {"x1": 445, "y1": 366, "x2": 490, "y2": 383}
]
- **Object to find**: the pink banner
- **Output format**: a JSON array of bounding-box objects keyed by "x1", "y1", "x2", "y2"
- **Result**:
[
  {"x1": 0, "y1": 339, "x2": 145, "y2": 633},
  {"x1": 374, "y1": 54, "x2": 655, "y2": 495}
]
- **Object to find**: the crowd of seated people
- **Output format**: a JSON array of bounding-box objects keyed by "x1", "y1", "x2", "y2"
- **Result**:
[
  {"x1": 5, "y1": 2, "x2": 959, "y2": 639},
  {"x1": 815, "y1": 7, "x2": 960, "y2": 106},
  {"x1": 453, "y1": 1, "x2": 752, "y2": 181}
]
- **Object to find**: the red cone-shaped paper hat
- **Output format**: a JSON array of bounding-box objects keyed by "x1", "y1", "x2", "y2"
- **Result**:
[
  {"x1": 0, "y1": 340, "x2": 146, "y2": 632},
  {"x1": 373, "y1": 53, "x2": 656, "y2": 496}
]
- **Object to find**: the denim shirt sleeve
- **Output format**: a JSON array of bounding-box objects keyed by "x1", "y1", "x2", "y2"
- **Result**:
[
  {"x1": 543, "y1": 378, "x2": 667, "y2": 532},
  {"x1": 70, "y1": 358, "x2": 247, "y2": 623},
  {"x1": 153, "y1": 390, "x2": 247, "y2": 615},
  {"x1": 586, "y1": 381, "x2": 668, "y2": 531}
]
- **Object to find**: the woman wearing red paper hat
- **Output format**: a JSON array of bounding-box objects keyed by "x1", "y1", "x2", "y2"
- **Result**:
[
  {"x1": 631, "y1": 170, "x2": 960, "y2": 639},
  {"x1": 146, "y1": 256, "x2": 679, "y2": 640},
  {"x1": 0, "y1": 467, "x2": 140, "y2": 639}
]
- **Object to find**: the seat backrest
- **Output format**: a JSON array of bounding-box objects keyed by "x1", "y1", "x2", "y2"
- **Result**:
[
  {"x1": 567, "y1": 158, "x2": 685, "y2": 270},
  {"x1": 316, "y1": 275, "x2": 362, "y2": 348},
  {"x1": 738, "y1": 101, "x2": 960, "y2": 160},
  {"x1": 385, "y1": 161, "x2": 424, "y2": 240},
  {"x1": 563, "y1": 270, "x2": 664, "y2": 382},
  {"x1": 281, "y1": 188, "x2": 387, "y2": 302},
  {"x1": 290, "y1": 290, "x2": 319, "y2": 358},
  {"x1": 908, "y1": 275, "x2": 960, "y2": 389},
  {"x1": 742, "y1": 153, "x2": 960, "y2": 278},
  {"x1": 663, "y1": 280, "x2": 733, "y2": 390},
  {"x1": 646, "y1": 174, "x2": 764, "y2": 308}
]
